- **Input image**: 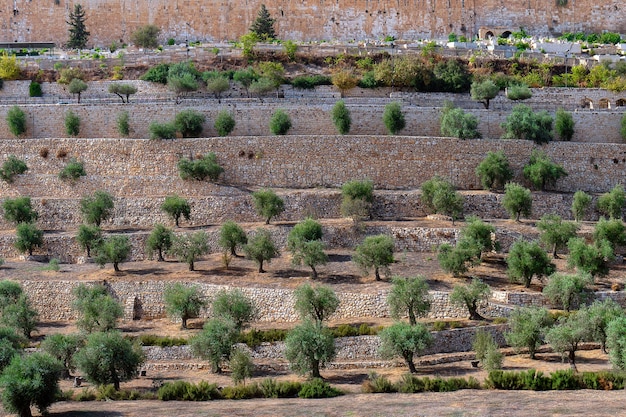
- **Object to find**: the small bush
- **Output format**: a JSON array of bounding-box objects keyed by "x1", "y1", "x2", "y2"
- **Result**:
[
  {"x1": 220, "y1": 383, "x2": 263, "y2": 400},
  {"x1": 331, "y1": 100, "x2": 351, "y2": 135},
  {"x1": 397, "y1": 374, "x2": 480, "y2": 393},
  {"x1": 174, "y1": 109, "x2": 206, "y2": 138},
  {"x1": 149, "y1": 121, "x2": 177, "y2": 139},
  {"x1": 550, "y1": 369, "x2": 579, "y2": 390},
  {"x1": 158, "y1": 381, "x2": 221, "y2": 401},
  {"x1": 75, "y1": 388, "x2": 96, "y2": 401},
  {"x1": 64, "y1": 110, "x2": 80, "y2": 136},
  {"x1": 238, "y1": 328, "x2": 289, "y2": 348},
  {"x1": 297, "y1": 378, "x2": 343, "y2": 399},
  {"x1": 177, "y1": 152, "x2": 224, "y2": 182},
  {"x1": 383, "y1": 101, "x2": 405, "y2": 135},
  {"x1": 214, "y1": 110, "x2": 236, "y2": 136},
  {"x1": 29, "y1": 81, "x2": 42, "y2": 97},
  {"x1": 58, "y1": 158, "x2": 86, "y2": 182},
  {"x1": 291, "y1": 75, "x2": 331, "y2": 89},
  {"x1": 259, "y1": 378, "x2": 302, "y2": 398},
  {"x1": 117, "y1": 111, "x2": 130, "y2": 137},
  {"x1": 362, "y1": 372, "x2": 397, "y2": 393},
  {"x1": 140, "y1": 63, "x2": 170, "y2": 84},
  {"x1": 7, "y1": 106, "x2": 26, "y2": 137},
  {"x1": 506, "y1": 84, "x2": 532, "y2": 100},
  {"x1": 136, "y1": 334, "x2": 187, "y2": 347},
  {"x1": 0, "y1": 155, "x2": 28, "y2": 183},
  {"x1": 269, "y1": 109, "x2": 292, "y2": 135}
]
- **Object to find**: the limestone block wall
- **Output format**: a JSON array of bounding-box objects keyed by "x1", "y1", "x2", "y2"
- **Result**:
[
  {"x1": 1, "y1": 137, "x2": 626, "y2": 197},
  {"x1": 0, "y1": 99, "x2": 622, "y2": 142},
  {"x1": 19, "y1": 279, "x2": 510, "y2": 322}
]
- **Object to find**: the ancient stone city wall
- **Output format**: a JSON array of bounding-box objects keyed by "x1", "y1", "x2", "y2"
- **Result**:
[{"x1": 1, "y1": 0, "x2": 624, "y2": 45}]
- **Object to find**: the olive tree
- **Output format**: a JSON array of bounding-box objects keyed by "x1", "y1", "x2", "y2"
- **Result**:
[
  {"x1": 14, "y1": 223, "x2": 44, "y2": 256},
  {"x1": 542, "y1": 272, "x2": 592, "y2": 311},
  {"x1": 331, "y1": 100, "x2": 351, "y2": 134},
  {"x1": 293, "y1": 284, "x2": 339, "y2": 325},
  {"x1": 593, "y1": 217, "x2": 626, "y2": 250},
  {"x1": 505, "y1": 306, "x2": 552, "y2": 359},
  {"x1": 190, "y1": 318, "x2": 239, "y2": 373},
  {"x1": 41, "y1": 333, "x2": 84, "y2": 379},
  {"x1": 571, "y1": 190, "x2": 592, "y2": 222},
  {"x1": 440, "y1": 102, "x2": 480, "y2": 139},
  {"x1": 211, "y1": 289, "x2": 256, "y2": 331},
  {"x1": 0, "y1": 294, "x2": 39, "y2": 338},
  {"x1": 169, "y1": 231, "x2": 209, "y2": 271},
  {"x1": 75, "y1": 224, "x2": 102, "y2": 258},
  {"x1": 475, "y1": 151, "x2": 513, "y2": 192},
  {"x1": 218, "y1": 221, "x2": 248, "y2": 257},
  {"x1": 502, "y1": 182, "x2": 532, "y2": 222},
  {"x1": 387, "y1": 275, "x2": 431, "y2": 325},
  {"x1": 607, "y1": 317, "x2": 626, "y2": 369},
  {"x1": 340, "y1": 179, "x2": 374, "y2": 222},
  {"x1": 287, "y1": 218, "x2": 327, "y2": 279},
  {"x1": 161, "y1": 195, "x2": 191, "y2": 227},
  {"x1": 382, "y1": 102, "x2": 405, "y2": 135},
  {"x1": 2, "y1": 196, "x2": 38, "y2": 225},
  {"x1": 353, "y1": 234, "x2": 394, "y2": 281},
  {"x1": 470, "y1": 79, "x2": 499, "y2": 109},
  {"x1": 501, "y1": 104, "x2": 553, "y2": 144},
  {"x1": 284, "y1": 320, "x2": 335, "y2": 379},
  {"x1": 597, "y1": 184, "x2": 625, "y2": 220},
  {"x1": 164, "y1": 283, "x2": 206, "y2": 329},
  {"x1": 555, "y1": 108, "x2": 575, "y2": 141},
  {"x1": 536, "y1": 214, "x2": 579, "y2": 258},
  {"x1": 80, "y1": 190, "x2": 114, "y2": 226},
  {"x1": 252, "y1": 189, "x2": 285, "y2": 224},
  {"x1": 6, "y1": 106, "x2": 26, "y2": 137},
  {"x1": 588, "y1": 299, "x2": 625, "y2": 353},
  {"x1": 145, "y1": 224, "x2": 174, "y2": 262},
  {"x1": 545, "y1": 309, "x2": 593, "y2": 370},
  {"x1": 378, "y1": 322, "x2": 433, "y2": 373},
  {"x1": 108, "y1": 83, "x2": 138, "y2": 103},
  {"x1": 72, "y1": 284, "x2": 123, "y2": 333},
  {"x1": 449, "y1": 277, "x2": 491, "y2": 320},
  {"x1": 94, "y1": 235, "x2": 131, "y2": 272},
  {"x1": 522, "y1": 150, "x2": 567, "y2": 191},
  {"x1": 567, "y1": 237, "x2": 614, "y2": 277},
  {"x1": 0, "y1": 155, "x2": 28, "y2": 183},
  {"x1": 243, "y1": 228, "x2": 279, "y2": 273},
  {"x1": 507, "y1": 240, "x2": 555, "y2": 288},
  {"x1": 75, "y1": 331, "x2": 145, "y2": 390}
]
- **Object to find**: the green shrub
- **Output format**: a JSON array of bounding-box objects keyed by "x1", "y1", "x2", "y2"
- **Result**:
[
  {"x1": 220, "y1": 383, "x2": 263, "y2": 400},
  {"x1": 291, "y1": 75, "x2": 331, "y2": 89},
  {"x1": 397, "y1": 374, "x2": 480, "y2": 393},
  {"x1": 136, "y1": 334, "x2": 187, "y2": 347},
  {"x1": 550, "y1": 369, "x2": 579, "y2": 390},
  {"x1": 506, "y1": 84, "x2": 532, "y2": 100},
  {"x1": 58, "y1": 158, "x2": 86, "y2": 182},
  {"x1": 174, "y1": 109, "x2": 206, "y2": 138},
  {"x1": 177, "y1": 152, "x2": 224, "y2": 182},
  {"x1": 75, "y1": 388, "x2": 96, "y2": 401},
  {"x1": 0, "y1": 155, "x2": 28, "y2": 183},
  {"x1": 362, "y1": 372, "x2": 397, "y2": 393},
  {"x1": 555, "y1": 108, "x2": 575, "y2": 141},
  {"x1": 440, "y1": 101, "x2": 480, "y2": 139},
  {"x1": 382, "y1": 101, "x2": 405, "y2": 135},
  {"x1": 297, "y1": 378, "x2": 343, "y2": 398},
  {"x1": 214, "y1": 110, "x2": 236, "y2": 136},
  {"x1": 7, "y1": 106, "x2": 26, "y2": 137},
  {"x1": 116, "y1": 111, "x2": 130, "y2": 137},
  {"x1": 269, "y1": 109, "x2": 292, "y2": 135},
  {"x1": 621, "y1": 113, "x2": 626, "y2": 141},
  {"x1": 358, "y1": 71, "x2": 378, "y2": 88},
  {"x1": 140, "y1": 63, "x2": 170, "y2": 84},
  {"x1": 29, "y1": 81, "x2": 42, "y2": 97},
  {"x1": 157, "y1": 381, "x2": 221, "y2": 401},
  {"x1": 259, "y1": 378, "x2": 302, "y2": 398},
  {"x1": 331, "y1": 100, "x2": 351, "y2": 135},
  {"x1": 149, "y1": 121, "x2": 177, "y2": 139},
  {"x1": 64, "y1": 110, "x2": 80, "y2": 136},
  {"x1": 238, "y1": 328, "x2": 288, "y2": 348},
  {"x1": 485, "y1": 369, "x2": 550, "y2": 390}
]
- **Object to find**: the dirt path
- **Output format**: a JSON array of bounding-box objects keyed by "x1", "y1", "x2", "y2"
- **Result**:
[{"x1": 17, "y1": 390, "x2": 625, "y2": 417}]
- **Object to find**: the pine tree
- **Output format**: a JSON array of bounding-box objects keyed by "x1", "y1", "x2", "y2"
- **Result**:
[
  {"x1": 66, "y1": 4, "x2": 90, "y2": 49},
  {"x1": 250, "y1": 4, "x2": 276, "y2": 40}
]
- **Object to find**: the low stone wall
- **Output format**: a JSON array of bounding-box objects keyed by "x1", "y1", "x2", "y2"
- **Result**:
[{"x1": 20, "y1": 279, "x2": 510, "y2": 322}]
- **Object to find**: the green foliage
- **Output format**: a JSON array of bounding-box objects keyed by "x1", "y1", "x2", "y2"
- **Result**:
[
  {"x1": 269, "y1": 109, "x2": 292, "y2": 135},
  {"x1": 150, "y1": 121, "x2": 178, "y2": 139},
  {"x1": 140, "y1": 63, "x2": 170, "y2": 84},
  {"x1": 382, "y1": 102, "x2": 405, "y2": 135},
  {"x1": 161, "y1": 195, "x2": 191, "y2": 227},
  {"x1": 0, "y1": 352, "x2": 63, "y2": 417},
  {"x1": 174, "y1": 109, "x2": 206, "y2": 138},
  {"x1": 506, "y1": 84, "x2": 532, "y2": 100},
  {"x1": 387, "y1": 275, "x2": 431, "y2": 325},
  {"x1": 244, "y1": 228, "x2": 279, "y2": 273},
  {"x1": 259, "y1": 378, "x2": 302, "y2": 398},
  {"x1": 58, "y1": 158, "x2": 86, "y2": 183},
  {"x1": 94, "y1": 235, "x2": 131, "y2": 272},
  {"x1": 431, "y1": 186, "x2": 464, "y2": 223},
  {"x1": 545, "y1": 309, "x2": 593, "y2": 368},
  {"x1": 116, "y1": 111, "x2": 130, "y2": 136},
  {"x1": 507, "y1": 240, "x2": 555, "y2": 287},
  {"x1": 331, "y1": 70, "x2": 359, "y2": 94},
  {"x1": 239, "y1": 32, "x2": 260, "y2": 61},
  {"x1": 249, "y1": 77, "x2": 276, "y2": 96},
  {"x1": 135, "y1": 334, "x2": 187, "y2": 347},
  {"x1": 501, "y1": 104, "x2": 553, "y2": 144},
  {"x1": 0, "y1": 155, "x2": 28, "y2": 183},
  {"x1": 230, "y1": 348, "x2": 254, "y2": 385},
  {"x1": 472, "y1": 329, "x2": 503, "y2": 371},
  {"x1": 204, "y1": 75, "x2": 230, "y2": 100},
  {"x1": 353, "y1": 234, "x2": 395, "y2": 281},
  {"x1": 158, "y1": 380, "x2": 221, "y2": 401},
  {"x1": 283, "y1": 40, "x2": 298, "y2": 61},
  {"x1": 233, "y1": 67, "x2": 258, "y2": 97},
  {"x1": 14, "y1": 223, "x2": 43, "y2": 256},
  {"x1": 291, "y1": 75, "x2": 331, "y2": 89},
  {"x1": 108, "y1": 83, "x2": 138, "y2": 103},
  {"x1": 191, "y1": 318, "x2": 239, "y2": 373},
  {"x1": 597, "y1": 185, "x2": 625, "y2": 220},
  {"x1": 214, "y1": 110, "x2": 236, "y2": 136},
  {"x1": 523, "y1": 150, "x2": 567, "y2": 191},
  {"x1": 293, "y1": 284, "x2": 339, "y2": 325},
  {"x1": 621, "y1": 113, "x2": 626, "y2": 141},
  {"x1": 75, "y1": 331, "x2": 145, "y2": 390},
  {"x1": 607, "y1": 317, "x2": 626, "y2": 370},
  {"x1": 66, "y1": 4, "x2": 90, "y2": 49},
  {"x1": 145, "y1": 223, "x2": 173, "y2": 262},
  {"x1": 75, "y1": 224, "x2": 102, "y2": 258},
  {"x1": 164, "y1": 283, "x2": 206, "y2": 329},
  {"x1": 331, "y1": 100, "x2": 351, "y2": 134},
  {"x1": 420, "y1": 176, "x2": 451, "y2": 213},
  {"x1": 340, "y1": 179, "x2": 373, "y2": 221},
  {"x1": 433, "y1": 59, "x2": 471, "y2": 92},
  {"x1": 249, "y1": 4, "x2": 276, "y2": 40},
  {"x1": 397, "y1": 374, "x2": 481, "y2": 393},
  {"x1": 0, "y1": 281, "x2": 23, "y2": 312},
  {"x1": 502, "y1": 182, "x2": 532, "y2": 221},
  {"x1": 485, "y1": 369, "x2": 551, "y2": 390},
  {"x1": 505, "y1": 306, "x2": 552, "y2": 359},
  {"x1": 252, "y1": 189, "x2": 284, "y2": 224},
  {"x1": 572, "y1": 190, "x2": 592, "y2": 222},
  {"x1": 7, "y1": 106, "x2": 26, "y2": 137},
  {"x1": 437, "y1": 242, "x2": 478, "y2": 276},
  {"x1": 68, "y1": 78, "x2": 88, "y2": 103},
  {"x1": 587, "y1": 299, "x2": 625, "y2": 353},
  {"x1": 285, "y1": 320, "x2": 335, "y2": 378},
  {"x1": 64, "y1": 110, "x2": 80, "y2": 136},
  {"x1": 537, "y1": 214, "x2": 579, "y2": 258},
  {"x1": 593, "y1": 217, "x2": 626, "y2": 250},
  {"x1": 238, "y1": 328, "x2": 289, "y2": 348},
  {"x1": 470, "y1": 79, "x2": 500, "y2": 109},
  {"x1": 567, "y1": 237, "x2": 614, "y2": 277},
  {"x1": 41, "y1": 333, "x2": 84, "y2": 378},
  {"x1": 169, "y1": 231, "x2": 209, "y2": 271},
  {"x1": 72, "y1": 283, "x2": 123, "y2": 333},
  {"x1": 212, "y1": 289, "x2": 256, "y2": 331},
  {"x1": 555, "y1": 108, "x2": 575, "y2": 141},
  {"x1": 362, "y1": 372, "x2": 397, "y2": 393},
  {"x1": 57, "y1": 67, "x2": 84, "y2": 85},
  {"x1": 131, "y1": 24, "x2": 161, "y2": 48},
  {"x1": 215, "y1": 221, "x2": 246, "y2": 259},
  {"x1": 0, "y1": 294, "x2": 39, "y2": 338},
  {"x1": 2, "y1": 196, "x2": 38, "y2": 225},
  {"x1": 440, "y1": 101, "x2": 480, "y2": 139},
  {"x1": 177, "y1": 152, "x2": 224, "y2": 182},
  {"x1": 543, "y1": 272, "x2": 592, "y2": 311},
  {"x1": 0, "y1": 53, "x2": 21, "y2": 80},
  {"x1": 379, "y1": 322, "x2": 433, "y2": 373},
  {"x1": 298, "y1": 378, "x2": 343, "y2": 398},
  {"x1": 287, "y1": 219, "x2": 327, "y2": 279},
  {"x1": 450, "y1": 278, "x2": 491, "y2": 320}
]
